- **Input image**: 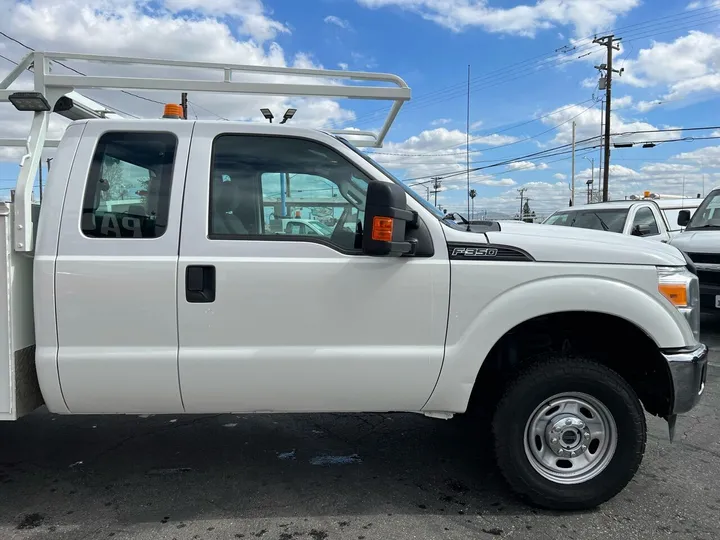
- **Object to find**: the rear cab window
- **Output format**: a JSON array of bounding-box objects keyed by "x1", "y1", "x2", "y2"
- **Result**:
[
  {"x1": 543, "y1": 208, "x2": 629, "y2": 233},
  {"x1": 81, "y1": 132, "x2": 178, "y2": 239}
]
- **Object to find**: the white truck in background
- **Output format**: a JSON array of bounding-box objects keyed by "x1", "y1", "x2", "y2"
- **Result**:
[
  {"x1": 671, "y1": 188, "x2": 720, "y2": 312},
  {"x1": 0, "y1": 51, "x2": 708, "y2": 511},
  {"x1": 542, "y1": 195, "x2": 702, "y2": 242}
]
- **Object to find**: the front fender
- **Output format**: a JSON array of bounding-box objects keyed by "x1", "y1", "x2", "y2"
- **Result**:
[{"x1": 423, "y1": 267, "x2": 694, "y2": 413}]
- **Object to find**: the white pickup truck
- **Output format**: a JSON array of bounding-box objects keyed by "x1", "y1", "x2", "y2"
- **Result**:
[
  {"x1": 0, "y1": 51, "x2": 708, "y2": 511},
  {"x1": 671, "y1": 188, "x2": 720, "y2": 311},
  {"x1": 543, "y1": 197, "x2": 701, "y2": 242}
]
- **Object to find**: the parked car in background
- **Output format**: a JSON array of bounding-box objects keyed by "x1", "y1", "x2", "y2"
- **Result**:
[
  {"x1": 670, "y1": 188, "x2": 720, "y2": 311},
  {"x1": 542, "y1": 196, "x2": 702, "y2": 242}
]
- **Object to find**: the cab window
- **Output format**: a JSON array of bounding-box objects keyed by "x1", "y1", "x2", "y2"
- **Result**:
[
  {"x1": 81, "y1": 132, "x2": 177, "y2": 238},
  {"x1": 631, "y1": 207, "x2": 659, "y2": 237},
  {"x1": 209, "y1": 135, "x2": 370, "y2": 253}
]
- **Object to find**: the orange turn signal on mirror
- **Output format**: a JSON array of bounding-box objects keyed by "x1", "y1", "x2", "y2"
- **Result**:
[
  {"x1": 658, "y1": 282, "x2": 688, "y2": 306},
  {"x1": 371, "y1": 216, "x2": 394, "y2": 242}
]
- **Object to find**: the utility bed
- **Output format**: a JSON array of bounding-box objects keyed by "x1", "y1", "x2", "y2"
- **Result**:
[{"x1": 0, "y1": 202, "x2": 42, "y2": 420}]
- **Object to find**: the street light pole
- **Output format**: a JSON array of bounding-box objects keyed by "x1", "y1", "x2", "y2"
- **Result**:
[{"x1": 584, "y1": 156, "x2": 594, "y2": 202}]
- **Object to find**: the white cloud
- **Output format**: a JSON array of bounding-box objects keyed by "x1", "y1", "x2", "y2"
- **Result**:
[
  {"x1": 470, "y1": 120, "x2": 484, "y2": 130},
  {"x1": 431, "y1": 118, "x2": 452, "y2": 126},
  {"x1": 164, "y1": 0, "x2": 289, "y2": 41},
  {"x1": 0, "y1": 0, "x2": 356, "y2": 162},
  {"x1": 471, "y1": 133, "x2": 520, "y2": 146},
  {"x1": 478, "y1": 178, "x2": 516, "y2": 186},
  {"x1": 356, "y1": 0, "x2": 640, "y2": 37},
  {"x1": 640, "y1": 163, "x2": 699, "y2": 174},
  {"x1": 674, "y1": 145, "x2": 720, "y2": 167},
  {"x1": 612, "y1": 95, "x2": 633, "y2": 109},
  {"x1": 635, "y1": 100, "x2": 662, "y2": 113},
  {"x1": 507, "y1": 160, "x2": 547, "y2": 172},
  {"x1": 620, "y1": 31, "x2": 720, "y2": 107},
  {"x1": 553, "y1": 173, "x2": 567, "y2": 180},
  {"x1": 540, "y1": 102, "x2": 682, "y2": 147},
  {"x1": 368, "y1": 128, "x2": 470, "y2": 179},
  {"x1": 324, "y1": 15, "x2": 352, "y2": 30},
  {"x1": 338, "y1": 62, "x2": 349, "y2": 70}
]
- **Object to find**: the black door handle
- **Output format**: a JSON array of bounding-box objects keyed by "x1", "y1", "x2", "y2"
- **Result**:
[{"x1": 186, "y1": 265, "x2": 216, "y2": 303}]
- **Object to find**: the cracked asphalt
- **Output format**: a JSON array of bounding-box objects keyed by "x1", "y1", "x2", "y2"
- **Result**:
[{"x1": 2, "y1": 320, "x2": 720, "y2": 540}]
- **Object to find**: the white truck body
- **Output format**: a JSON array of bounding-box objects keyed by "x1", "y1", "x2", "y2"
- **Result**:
[
  {"x1": 0, "y1": 51, "x2": 708, "y2": 510},
  {"x1": 670, "y1": 188, "x2": 720, "y2": 312},
  {"x1": 542, "y1": 198, "x2": 702, "y2": 242}
]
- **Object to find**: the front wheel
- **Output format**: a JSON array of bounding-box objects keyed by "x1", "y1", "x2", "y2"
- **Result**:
[{"x1": 492, "y1": 357, "x2": 646, "y2": 510}]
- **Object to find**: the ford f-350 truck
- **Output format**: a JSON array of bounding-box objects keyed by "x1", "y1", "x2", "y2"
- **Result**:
[{"x1": 0, "y1": 51, "x2": 708, "y2": 511}]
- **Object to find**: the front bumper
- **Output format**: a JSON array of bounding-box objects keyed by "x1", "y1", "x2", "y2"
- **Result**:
[{"x1": 663, "y1": 343, "x2": 708, "y2": 415}]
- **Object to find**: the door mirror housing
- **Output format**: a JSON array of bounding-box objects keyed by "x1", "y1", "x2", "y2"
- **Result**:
[
  {"x1": 677, "y1": 210, "x2": 691, "y2": 227},
  {"x1": 362, "y1": 182, "x2": 417, "y2": 256}
]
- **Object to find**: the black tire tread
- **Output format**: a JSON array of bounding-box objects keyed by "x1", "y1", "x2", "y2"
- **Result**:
[{"x1": 492, "y1": 356, "x2": 646, "y2": 511}]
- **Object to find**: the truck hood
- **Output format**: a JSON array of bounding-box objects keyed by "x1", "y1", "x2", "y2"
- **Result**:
[
  {"x1": 670, "y1": 230, "x2": 720, "y2": 254},
  {"x1": 444, "y1": 221, "x2": 687, "y2": 266}
]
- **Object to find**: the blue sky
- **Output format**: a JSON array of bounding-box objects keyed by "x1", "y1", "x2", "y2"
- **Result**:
[{"x1": 1, "y1": 0, "x2": 719, "y2": 217}]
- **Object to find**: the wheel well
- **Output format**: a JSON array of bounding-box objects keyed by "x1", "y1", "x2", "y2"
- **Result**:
[{"x1": 468, "y1": 312, "x2": 673, "y2": 418}]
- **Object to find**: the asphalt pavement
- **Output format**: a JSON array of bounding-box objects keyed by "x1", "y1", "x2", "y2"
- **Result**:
[{"x1": 2, "y1": 322, "x2": 720, "y2": 540}]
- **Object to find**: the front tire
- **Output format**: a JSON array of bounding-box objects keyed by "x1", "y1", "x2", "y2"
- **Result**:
[{"x1": 492, "y1": 357, "x2": 646, "y2": 510}]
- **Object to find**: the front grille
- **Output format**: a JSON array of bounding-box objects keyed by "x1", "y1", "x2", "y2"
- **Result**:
[
  {"x1": 697, "y1": 270, "x2": 720, "y2": 286},
  {"x1": 686, "y1": 252, "x2": 720, "y2": 265}
]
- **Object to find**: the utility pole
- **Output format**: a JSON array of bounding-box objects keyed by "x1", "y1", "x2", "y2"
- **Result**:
[
  {"x1": 517, "y1": 187, "x2": 528, "y2": 221},
  {"x1": 430, "y1": 176, "x2": 442, "y2": 206},
  {"x1": 594, "y1": 34, "x2": 623, "y2": 202},
  {"x1": 571, "y1": 121, "x2": 576, "y2": 206},
  {"x1": 181, "y1": 92, "x2": 188, "y2": 120}
]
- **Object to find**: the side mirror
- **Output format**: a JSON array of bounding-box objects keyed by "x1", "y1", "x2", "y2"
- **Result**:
[
  {"x1": 362, "y1": 182, "x2": 417, "y2": 256},
  {"x1": 677, "y1": 210, "x2": 691, "y2": 227}
]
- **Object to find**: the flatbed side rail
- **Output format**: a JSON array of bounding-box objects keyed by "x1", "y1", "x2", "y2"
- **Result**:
[{"x1": 0, "y1": 51, "x2": 411, "y2": 252}]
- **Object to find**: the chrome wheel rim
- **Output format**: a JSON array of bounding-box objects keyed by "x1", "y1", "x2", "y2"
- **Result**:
[{"x1": 523, "y1": 392, "x2": 617, "y2": 485}]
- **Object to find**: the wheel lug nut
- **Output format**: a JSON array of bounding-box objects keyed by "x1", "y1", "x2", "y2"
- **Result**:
[
  {"x1": 578, "y1": 422, "x2": 584, "y2": 428},
  {"x1": 570, "y1": 451, "x2": 576, "y2": 456},
  {"x1": 581, "y1": 445, "x2": 587, "y2": 450},
  {"x1": 565, "y1": 419, "x2": 572, "y2": 425},
  {"x1": 551, "y1": 438, "x2": 558, "y2": 444},
  {"x1": 558, "y1": 449, "x2": 564, "y2": 455},
  {"x1": 584, "y1": 432, "x2": 590, "y2": 439}
]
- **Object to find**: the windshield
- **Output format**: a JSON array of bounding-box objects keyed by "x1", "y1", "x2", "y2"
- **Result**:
[
  {"x1": 336, "y1": 137, "x2": 445, "y2": 220},
  {"x1": 686, "y1": 190, "x2": 720, "y2": 230},
  {"x1": 543, "y1": 208, "x2": 629, "y2": 233}
]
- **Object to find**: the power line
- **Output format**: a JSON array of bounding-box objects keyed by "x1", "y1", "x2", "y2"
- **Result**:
[
  {"x1": 402, "y1": 131, "x2": 720, "y2": 183},
  {"x1": 0, "y1": 31, "x2": 171, "y2": 109},
  {"x1": 344, "y1": 5, "x2": 720, "y2": 129}
]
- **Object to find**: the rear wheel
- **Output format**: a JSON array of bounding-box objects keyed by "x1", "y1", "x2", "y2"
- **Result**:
[{"x1": 492, "y1": 357, "x2": 646, "y2": 510}]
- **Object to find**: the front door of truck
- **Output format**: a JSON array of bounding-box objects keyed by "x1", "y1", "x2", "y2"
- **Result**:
[
  {"x1": 55, "y1": 121, "x2": 193, "y2": 413},
  {"x1": 176, "y1": 125, "x2": 449, "y2": 413}
]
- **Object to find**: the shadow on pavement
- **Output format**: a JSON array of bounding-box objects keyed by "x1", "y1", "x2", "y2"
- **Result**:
[{"x1": 0, "y1": 410, "x2": 542, "y2": 530}]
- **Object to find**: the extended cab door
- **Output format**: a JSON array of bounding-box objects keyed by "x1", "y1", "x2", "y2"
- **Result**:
[
  {"x1": 176, "y1": 125, "x2": 450, "y2": 413},
  {"x1": 55, "y1": 121, "x2": 193, "y2": 413}
]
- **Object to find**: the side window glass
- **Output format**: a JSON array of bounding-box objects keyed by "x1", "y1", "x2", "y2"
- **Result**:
[
  {"x1": 631, "y1": 207, "x2": 659, "y2": 236},
  {"x1": 81, "y1": 132, "x2": 177, "y2": 238},
  {"x1": 210, "y1": 135, "x2": 370, "y2": 252}
]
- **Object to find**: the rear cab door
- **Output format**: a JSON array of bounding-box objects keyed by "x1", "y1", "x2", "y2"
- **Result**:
[
  {"x1": 176, "y1": 123, "x2": 450, "y2": 413},
  {"x1": 54, "y1": 120, "x2": 193, "y2": 413}
]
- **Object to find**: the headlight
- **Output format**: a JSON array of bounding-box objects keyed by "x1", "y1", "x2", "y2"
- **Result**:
[{"x1": 658, "y1": 266, "x2": 700, "y2": 342}]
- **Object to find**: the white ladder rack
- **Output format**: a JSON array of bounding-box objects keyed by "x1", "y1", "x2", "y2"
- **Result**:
[{"x1": 0, "y1": 51, "x2": 411, "y2": 252}]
